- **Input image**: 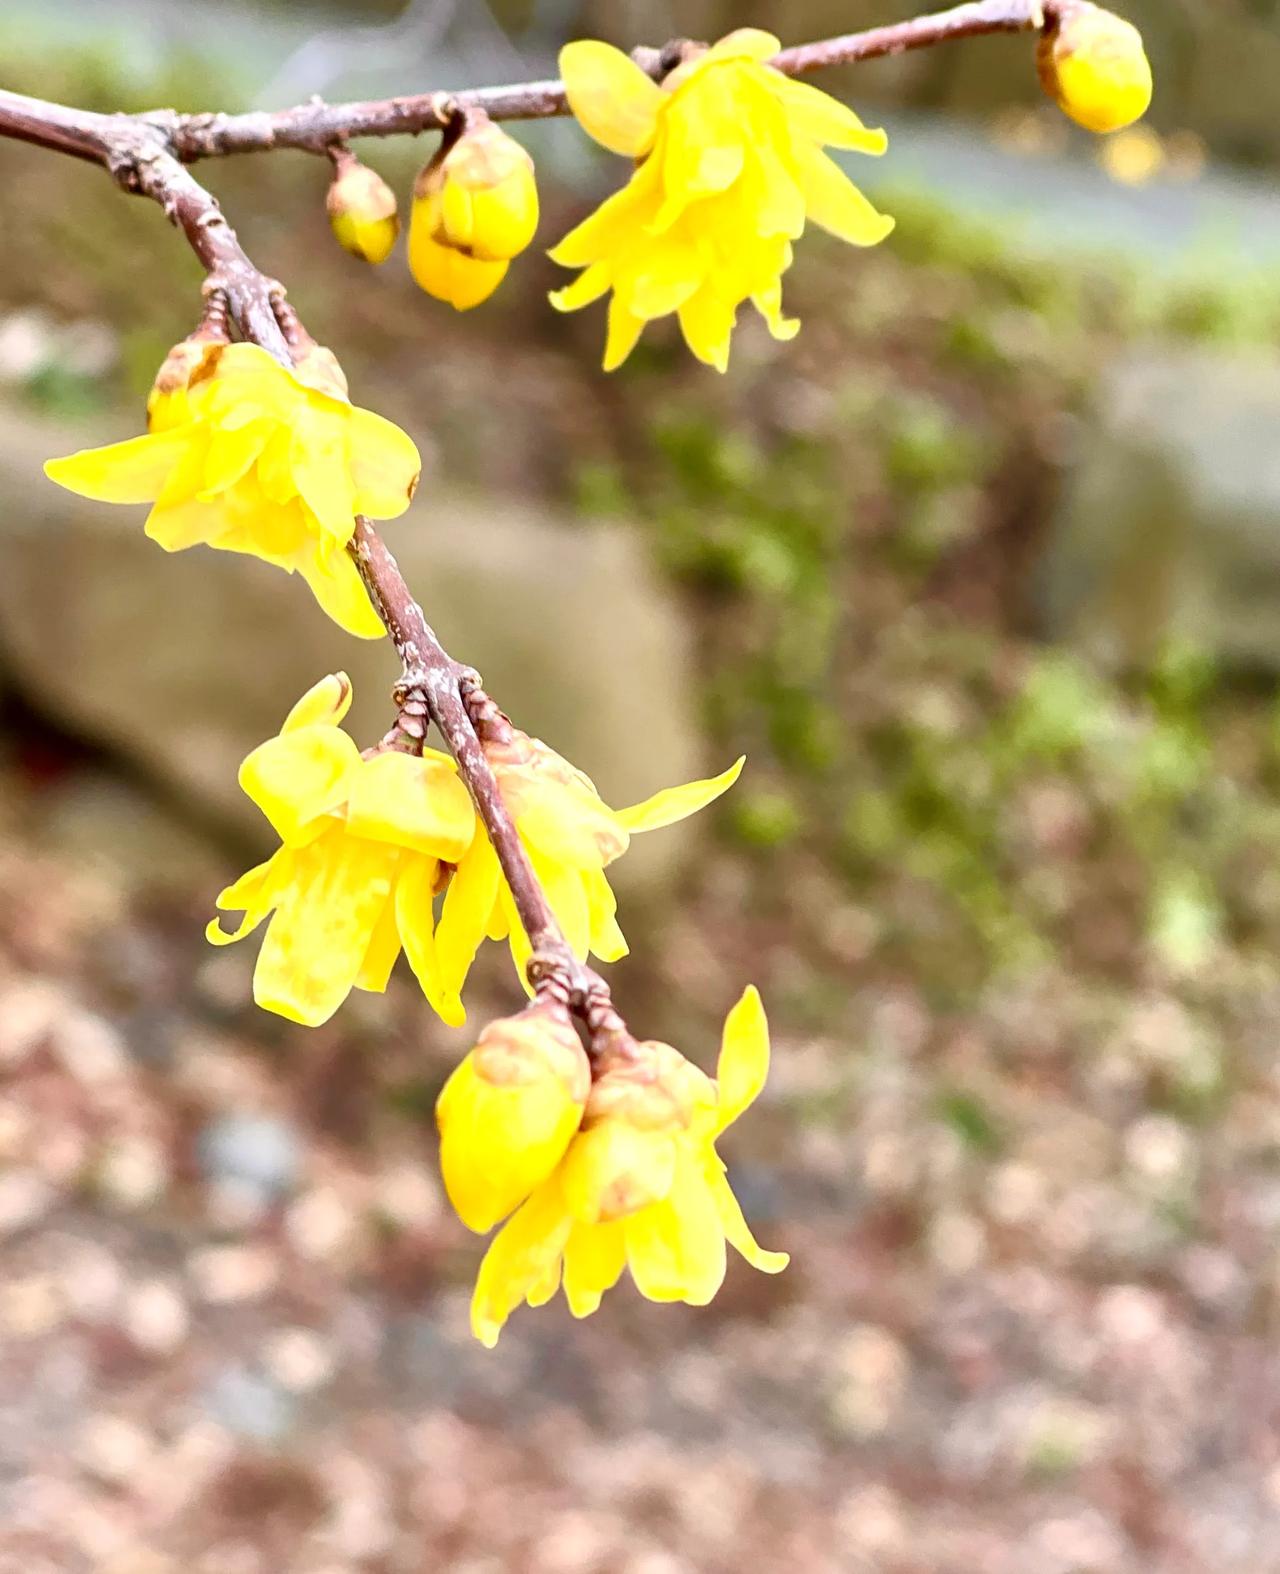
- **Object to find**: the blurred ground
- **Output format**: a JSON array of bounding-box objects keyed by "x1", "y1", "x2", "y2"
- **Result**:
[{"x1": 4, "y1": 4, "x2": 1280, "y2": 1572}]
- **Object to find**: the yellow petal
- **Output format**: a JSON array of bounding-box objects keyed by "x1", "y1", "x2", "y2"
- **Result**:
[
  {"x1": 238, "y1": 726, "x2": 361, "y2": 846},
  {"x1": 617, "y1": 755, "x2": 744, "y2": 834},
  {"x1": 348, "y1": 407, "x2": 421, "y2": 520},
  {"x1": 584, "y1": 868, "x2": 628, "y2": 964},
  {"x1": 560, "y1": 40, "x2": 664, "y2": 158},
  {"x1": 677, "y1": 286, "x2": 736, "y2": 373},
  {"x1": 708, "y1": 1166, "x2": 788, "y2": 1273},
  {"x1": 548, "y1": 262, "x2": 613, "y2": 314},
  {"x1": 435, "y1": 836, "x2": 502, "y2": 1022},
  {"x1": 297, "y1": 544, "x2": 387, "y2": 639},
  {"x1": 765, "y1": 72, "x2": 889, "y2": 154},
  {"x1": 526, "y1": 846, "x2": 590, "y2": 961},
  {"x1": 561, "y1": 1123, "x2": 678, "y2": 1224},
  {"x1": 548, "y1": 163, "x2": 660, "y2": 268},
  {"x1": 408, "y1": 223, "x2": 509, "y2": 310},
  {"x1": 621, "y1": 238, "x2": 704, "y2": 319},
  {"x1": 624, "y1": 1147, "x2": 727, "y2": 1305},
  {"x1": 199, "y1": 420, "x2": 270, "y2": 499},
  {"x1": 354, "y1": 886, "x2": 402, "y2": 992},
  {"x1": 513, "y1": 781, "x2": 629, "y2": 871},
  {"x1": 562, "y1": 1219, "x2": 627, "y2": 1318},
  {"x1": 253, "y1": 831, "x2": 400, "y2": 1026},
  {"x1": 715, "y1": 984, "x2": 770, "y2": 1133},
  {"x1": 394, "y1": 851, "x2": 460, "y2": 1025},
  {"x1": 437, "y1": 1049, "x2": 586, "y2": 1234},
  {"x1": 143, "y1": 493, "x2": 226, "y2": 552},
  {"x1": 282, "y1": 672, "x2": 353, "y2": 734},
  {"x1": 603, "y1": 295, "x2": 646, "y2": 371},
  {"x1": 345, "y1": 751, "x2": 476, "y2": 861},
  {"x1": 469, "y1": 1179, "x2": 573, "y2": 1348},
  {"x1": 290, "y1": 404, "x2": 356, "y2": 542},
  {"x1": 792, "y1": 145, "x2": 895, "y2": 247},
  {"x1": 45, "y1": 426, "x2": 191, "y2": 504},
  {"x1": 205, "y1": 852, "x2": 289, "y2": 947},
  {"x1": 704, "y1": 28, "x2": 780, "y2": 65}
]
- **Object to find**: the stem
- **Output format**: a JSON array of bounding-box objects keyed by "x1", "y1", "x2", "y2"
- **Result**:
[{"x1": 159, "y1": 0, "x2": 1052, "y2": 159}]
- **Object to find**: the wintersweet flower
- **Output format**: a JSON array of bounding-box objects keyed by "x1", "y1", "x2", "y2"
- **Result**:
[
  {"x1": 409, "y1": 117, "x2": 539, "y2": 310},
  {"x1": 44, "y1": 341, "x2": 420, "y2": 639},
  {"x1": 551, "y1": 29, "x2": 894, "y2": 371},
  {"x1": 1037, "y1": 3, "x2": 1152, "y2": 134},
  {"x1": 437, "y1": 1002, "x2": 591, "y2": 1233},
  {"x1": 469, "y1": 986, "x2": 788, "y2": 1346},
  {"x1": 433, "y1": 727, "x2": 743, "y2": 1021},
  {"x1": 207, "y1": 674, "x2": 476, "y2": 1025}
]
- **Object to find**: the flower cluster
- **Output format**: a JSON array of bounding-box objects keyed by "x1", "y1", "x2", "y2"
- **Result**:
[
  {"x1": 551, "y1": 29, "x2": 894, "y2": 370},
  {"x1": 45, "y1": 340, "x2": 419, "y2": 638},
  {"x1": 451, "y1": 986, "x2": 788, "y2": 1346},
  {"x1": 211, "y1": 677, "x2": 741, "y2": 1027}
]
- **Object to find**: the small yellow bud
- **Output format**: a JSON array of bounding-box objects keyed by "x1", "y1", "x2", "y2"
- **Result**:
[
  {"x1": 560, "y1": 1039, "x2": 717, "y2": 1224},
  {"x1": 326, "y1": 152, "x2": 400, "y2": 264},
  {"x1": 1037, "y1": 3, "x2": 1153, "y2": 134},
  {"x1": 437, "y1": 1003, "x2": 590, "y2": 1233},
  {"x1": 407, "y1": 115, "x2": 538, "y2": 309}
]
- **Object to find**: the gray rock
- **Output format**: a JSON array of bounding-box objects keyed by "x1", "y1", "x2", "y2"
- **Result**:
[
  {"x1": 197, "y1": 1114, "x2": 302, "y2": 1201},
  {"x1": 1036, "y1": 349, "x2": 1280, "y2": 670},
  {"x1": 0, "y1": 400, "x2": 703, "y2": 898}
]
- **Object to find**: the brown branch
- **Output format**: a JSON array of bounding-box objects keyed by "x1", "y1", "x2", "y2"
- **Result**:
[{"x1": 163, "y1": 0, "x2": 1055, "y2": 160}]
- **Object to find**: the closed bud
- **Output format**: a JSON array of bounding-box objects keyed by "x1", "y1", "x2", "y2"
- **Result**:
[
  {"x1": 561, "y1": 1040, "x2": 716, "y2": 1224},
  {"x1": 437, "y1": 1002, "x2": 590, "y2": 1232},
  {"x1": 407, "y1": 115, "x2": 538, "y2": 310},
  {"x1": 326, "y1": 151, "x2": 400, "y2": 264},
  {"x1": 1037, "y1": 3, "x2": 1153, "y2": 134}
]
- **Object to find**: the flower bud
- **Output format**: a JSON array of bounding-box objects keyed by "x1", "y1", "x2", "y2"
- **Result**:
[
  {"x1": 437, "y1": 1003, "x2": 590, "y2": 1232},
  {"x1": 560, "y1": 1040, "x2": 716, "y2": 1224},
  {"x1": 407, "y1": 116, "x2": 538, "y2": 310},
  {"x1": 1037, "y1": 3, "x2": 1153, "y2": 134},
  {"x1": 326, "y1": 152, "x2": 400, "y2": 265}
]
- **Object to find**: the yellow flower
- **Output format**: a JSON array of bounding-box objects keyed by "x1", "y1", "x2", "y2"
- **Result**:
[
  {"x1": 409, "y1": 118, "x2": 539, "y2": 310},
  {"x1": 434, "y1": 728, "x2": 743, "y2": 1021},
  {"x1": 1037, "y1": 3, "x2": 1153, "y2": 134},
  {"x1": 437, "y1": 1002, "x2": 591, "y2": 1233},
  {"x1": 551, "y1": 29, "x2": 893, "y2": 371},
  {"x1": 327, "y1": 152, "x2": 400, "y2": 264},
  {"x1": 470, "y1": 986, "x2": 788, "y2": 1346},
  {"x1": 207, "y1": 673, "x2": 476, "y2": 1026},
  {"x1": 44, "y1": 341, "x2": 420, "y2": 639}
]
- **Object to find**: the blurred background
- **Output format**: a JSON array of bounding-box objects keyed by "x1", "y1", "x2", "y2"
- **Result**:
[{"x1": 2, "y1": 2, "x2": 1280, "y2": 1571}]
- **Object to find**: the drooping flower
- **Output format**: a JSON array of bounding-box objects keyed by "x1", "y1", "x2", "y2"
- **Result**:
[
  {"x1": 551, "y1": 29, "x2": 893, "y2": 371},
  {"x1": 207, "y1": 673, "x2": 476, "y2": 1025},
  {"x1": 1037, "y1": 3, "x2": 1153, "y2": 134},
  {"x1": 327, "y1": 150, "x2": 400, "y2": 264},
  {"x1": 44, "y1": 341, "x2": 420, "y2": 639},
  {"x1": 433, "y1": 726, "x2": 743, "y2": 1021},
  {"x1": 409, "y1": 116, "x2": 539, "y2": 309},
  {"x1": 469, "y1": 985, "x2": 788, "y2": 1346},
  {"x1": 437, "y1": 1001, "x2": 591, "y2": 1233}
]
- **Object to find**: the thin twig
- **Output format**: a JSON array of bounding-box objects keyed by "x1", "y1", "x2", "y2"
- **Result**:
[{"x1": 161, "y1": 0, "x2": 1055, "y2": 160}]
